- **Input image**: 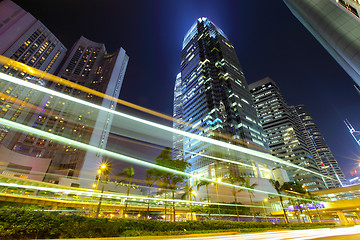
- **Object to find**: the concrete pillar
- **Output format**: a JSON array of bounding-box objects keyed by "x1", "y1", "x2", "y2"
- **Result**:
[
  {"x1": 118, "y1": 209, "x2": 124, "y2": 218},
  {"x1": 337, "y1": 210, "x2": 349, "y2": 225},
  {"x1": 254, "y1": 162, "x2": 261, "y2": 178},
  {"x1": 186, "y1": 212, "x2": 197, "y2": 221},
  {"x1": 355, "y1": 211, "x2": 360, "y2": 224}
]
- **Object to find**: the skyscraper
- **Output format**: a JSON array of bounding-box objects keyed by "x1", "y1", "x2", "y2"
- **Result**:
[
  {"x1": 173, "y1": 72, "x2": 183, "y2": 161},
  {"x1": 283, "y1": 0, "x2": 360, "y2": 91},
  {"x1": 0, "y1": 0, "x2": 67, "y2": 181},
  {"x1": 292, "y1": 105, "x2": 346, "y2": 188},
  {"x1": 0, "y1": 0, "x2": 67, "y2": 142},
  {"x1": 249, "y1": 77, "x2": 326, "y2": 191},
  {"x1": 0, "y1": 1, "x2": 128, "y2": 187},
  {"x1": 58, "y1": 37, "x2": 128, "y2": 187},
  {"x1": 176, "y1": 17, "x2": 269, "y2": 179}
]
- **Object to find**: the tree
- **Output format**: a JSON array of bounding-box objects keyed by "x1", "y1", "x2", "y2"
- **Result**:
[
  {"x1": 269, "y1": 179, "x2": 289, "y2": 223},
  {"x1": 153, "y1": 147, "x2": 190, "y2": 222},
  {"x1": 196, "y1": 179, "x2": 211, "y2": 218},
  {"x1": 241, "y1": 177, "x2": 257, "y2": 220},
  {"x1": 181, "y1": 185, "x2": 196, "y2": 220},
  {"x1": 281, "y1": 181, "x2": 307, "y2": 223},
  {"x1": 95, "y1": 161, "x2": 111, "y2": 217},
  {"x1": 117, "y1": 167, "x2": 135, "y2": 216},
  {"x1": 307, "y1": 191, "x2": 322, "y2": 222},
  {"x1": 145, "y1": 168, "x2": 157, "y2": 219},
  {"x1": 225, "y1": 174, "x2": 245, "y2": 220}
]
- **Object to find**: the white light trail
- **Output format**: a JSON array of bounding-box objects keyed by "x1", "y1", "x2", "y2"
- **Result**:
[
  {"x1": 167, "y1": 226, "x2": 360, "y2": 240},
  {"x1": 0, "y1": 72, "x2": 335, "y2": 182}
]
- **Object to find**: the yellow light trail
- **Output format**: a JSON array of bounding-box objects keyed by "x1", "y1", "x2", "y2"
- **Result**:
[
  {"x1": 0, "y1": 115, "x2": 321, "y2": 203},
  {"x1": 0, "y1": 55, "x2": 175, "y2": 122},
  {"x1": 0, "y1": 55, "x2": 278, "y2": 153},
  {"x1": 0, "y1": 182, "x2": 272, "y2": 209},
  {"x1": 0, "y1": 71, "x2": 336, "y2": 183}
]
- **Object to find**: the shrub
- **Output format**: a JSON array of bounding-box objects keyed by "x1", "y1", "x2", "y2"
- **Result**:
[{"x1": 0, "y1": 207, "x2": 336, "y2": 239}]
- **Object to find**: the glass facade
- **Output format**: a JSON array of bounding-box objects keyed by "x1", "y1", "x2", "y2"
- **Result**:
[
  {"x1": 284, "y1": 0, "x2": 360, "y2": 92},
  {"x1": 0, "y1": 1, "x2": 128, "y2": 186},
  {"x1": 176, "y1": 18, "x2": 269, "y2": 179},
  {"x1": 249, "y1": 77, "x2": 327, "y2": 191},
  {"x1": 292, "y1": 105, "x2": 346, "y2": 188}
]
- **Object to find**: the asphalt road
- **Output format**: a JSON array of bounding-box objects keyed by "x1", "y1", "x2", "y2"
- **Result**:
[
  {"x1": 161, "y1": 226, "x2": 360, "y2": 240},
  {"x1": 315, "y1": 234, "x2": 360, "y2": 240}
]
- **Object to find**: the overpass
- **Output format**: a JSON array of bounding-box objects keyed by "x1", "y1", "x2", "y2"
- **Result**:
[{"x1": 270, "y1": 184, "x2": 360, "y2": 225}]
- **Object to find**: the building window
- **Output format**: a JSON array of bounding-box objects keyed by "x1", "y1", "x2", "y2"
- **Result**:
[{"x1": 338, "y1": 0, "x2": 359, "y2": 17}]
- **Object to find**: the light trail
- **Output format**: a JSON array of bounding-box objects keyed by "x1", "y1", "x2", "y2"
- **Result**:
[
  {"x1": 0, "y1": 55, "x2": 175, "y2": 122},
  {"x1": 0, "y1": 181, "x2": 273, "y2": 209},
  {"x1": 166, "y1": 226, "x2": 360, "y2": 240},
  {"x1": 0, "y1": 116, "x2": 315, "y2": 202},
  {"x1": 0, "y1": 72, "x2": 336, "y2": 182},
  {"x1": 0, "y1": 92, "x2": 61, "y2": 118},
  {"x1": 0, "y1": 55, "x2": 268, "y2": 153},
  {"x1": 0, "y1": 55, "x2": 339, "y2": 179}
]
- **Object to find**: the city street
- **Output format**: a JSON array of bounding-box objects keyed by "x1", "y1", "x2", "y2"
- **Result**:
[{"x1": 161, "y1": 226, "x2": 360, "y2": 240}]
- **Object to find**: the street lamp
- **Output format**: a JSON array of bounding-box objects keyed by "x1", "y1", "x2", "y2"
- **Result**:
[
  {"x1": 215, "y1": 177, "x2": 222, "y2": 219},
  {"x1": 191, "y1": 190, "x2": 198, "y2": 199},
  {"x1": 96, "y1": 162, "x2": 108, "y2": 217},
  {"x1": 262, "y1": 198, "x2": 268, "y2": 222}
]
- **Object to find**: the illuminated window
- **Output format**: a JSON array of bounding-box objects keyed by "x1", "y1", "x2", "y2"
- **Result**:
[{"x1": 338, "y1": 0, "x2": 359, "y2": 17}]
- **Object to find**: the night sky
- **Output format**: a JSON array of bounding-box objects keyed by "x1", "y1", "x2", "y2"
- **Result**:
[{"x1": 12, "y1": 0, "x2": 360, "y2": 179}]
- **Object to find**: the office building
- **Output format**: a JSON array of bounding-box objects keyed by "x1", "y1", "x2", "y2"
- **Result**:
[
  {"x1": 292, "y1": 105, "x2": 346, "y2": 188},
  {"x1": 176, "y1": 17, "x2": 269, "y2": 179},
  {"x1": 0, "y1": 0, "x2": 67, "y2": 142},
  {"x1": 58, "y1": 37, "x2": 128, "y2": 187},
  {"x1": 284, "y1": 0, "x2": 360, "y2": 91},
  {"x1": 173, "y1": 72, "x2": 183, "y2": 160},
  {"x1": 0, "y1": 1, "x2": 128, "y2": 187},
  {"x1": 249, "y1": 77, "x2": 326, "y2": 191}
]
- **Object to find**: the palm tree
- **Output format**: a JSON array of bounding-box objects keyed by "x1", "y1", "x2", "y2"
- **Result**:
[
  {"x1": 167, "y1": 173, "x2": 186, "y2": 222},
  {"x1": 299, "y1": 197, "x2": 313, "y2": 223},
  {"x1": 225, "y1": 174, "x2": 245, "y2": 220},
  {"x1": 181, "y1": 185, "x2": 196, "y2": 220},
  {"x1": 307, "y1": 191, "x2": 322, "y2": 222},
  {"x1": 242, "y1": 177, "x2": 258, "y2": 220},
  {"x1": 145, "y1": 168, "x2": 157, "y2": 219},
  {"x1": 153, "y1": 147, "x2": 190, "y2": 222},
  {"x1": 158, "y1": 184, "x2": 169, "y2": 220},
  {"x1": 269, "y1": 179, "x2": 289, "y2": 223},
  {"x1": 281, "y1": 181, "x2": 307, "y2": 223},
  {"x1": 117, "y1": 167, "x2": 135, "y2": 216},
  {"x1": 196, "y1": 179, "x2": 211, "y2": 218}
]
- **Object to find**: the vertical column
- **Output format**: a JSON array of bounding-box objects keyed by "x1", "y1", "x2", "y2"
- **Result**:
[
  {"x1": 355, "y1": 211, "x2": 360, "y2": 224},
  {"x1": 254, "y1": 162, "x2": 261, "y2": 178},
  {"x1": 336, "y1": 210, "x2": 349, "y2": 225}
]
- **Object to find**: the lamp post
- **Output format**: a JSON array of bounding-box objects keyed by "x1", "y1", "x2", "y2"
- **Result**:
[
  {"x1": 190, "y1": 190, "x2": 197, "y2": 220},
  {"x1": 96, "y1": 163, "x2": 108, "y2": 217},
  {"x1": 215, "y1": 177, "x2": 222, "y2": 219},
  {"x1": 90, "y1": 180, "x2": 99, "y2": 216},
  {"x1": 262, "y1": 198, "x2": 268, "y2": 222}
]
